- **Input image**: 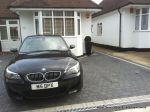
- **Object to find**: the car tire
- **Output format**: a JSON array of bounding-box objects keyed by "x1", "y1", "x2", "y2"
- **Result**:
[
  {"x1": 77, "y1": 77, "x2": 83, "y2": 92},
  {"x1": 6, "y1": 88, "x2": 24, "y2": 102}
]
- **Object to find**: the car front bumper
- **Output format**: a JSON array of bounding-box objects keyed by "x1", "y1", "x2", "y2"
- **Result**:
[{"x1": 5, "y1": 74, "x2": 82, "y2": 99}]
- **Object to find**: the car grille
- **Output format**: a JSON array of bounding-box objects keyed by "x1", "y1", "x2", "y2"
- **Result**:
[
  {"x1": 26, "y1": 71, "x2": 61, "y2": 82},
  {"x1": 45, "y1": 71, "x2": 61, "y2": 81}
]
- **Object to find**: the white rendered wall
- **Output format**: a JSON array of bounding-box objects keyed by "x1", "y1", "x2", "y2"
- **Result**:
[
  {"x1": 19, "y1": 11, "x2": 34, "y2": 40},
  {"x1": 92, "y1": 8, "x2": 150, "y2": 49},
  {"x1": 121, "y1": 7, "x2": 150, "y2": 48},
  {"x1": 81, "y1": 12, "x2": 92, "y2": 53},
  {"x1": 92, "y1": 10, "x2": 120, "y2": 47}
]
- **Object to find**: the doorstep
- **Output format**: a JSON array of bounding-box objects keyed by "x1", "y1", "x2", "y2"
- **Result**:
[{"x1": 92, "y1": 45, "x2": 150, "y2": 68}]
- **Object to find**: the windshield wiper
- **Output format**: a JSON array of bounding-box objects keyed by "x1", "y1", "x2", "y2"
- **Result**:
[{"x1": 20, "y1": 50, "x2": 68, "y2": 54}]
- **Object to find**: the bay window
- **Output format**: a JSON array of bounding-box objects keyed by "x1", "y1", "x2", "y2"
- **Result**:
[
  {"x1": 135, "y1": 8, "x2": 150, "y2": 31},
  {"x1": 35, "y1": 11, "x2": 80, "y2": 36}
]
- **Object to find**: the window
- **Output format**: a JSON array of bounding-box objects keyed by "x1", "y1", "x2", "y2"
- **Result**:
[
  {"x1": 0, "y1": 26, "x2": 8, "y2": 40},
  {"x1": 77, "y1": 12, "x2": 81, "y2": 17},
  {"x1": 53, "y1": 11, "x2": 63, "y2": 16},
  {"x1": 9, "y1": 21, "x2": 18, "y2": 24},
  {"x1": 10, "y1": 27, "x2": 19, "y2": 40},
  {"x1": 97, "y1": 23, "x2": 102, "y2": 36},
  {"x1": 0, "y1": 20, "x2": 19, "y2": 41},
  {"x1": 135, "y1": 9, "x2": 140, "y2": 30},
  {"x1": 78, "y1": 19, "x2": 81, "y2": 35},
  {"x1": 141, "y1": 8, "x2": 149, "y2": 30},
  {"x1": 35, "y1": 12, "x2": 38, "y2": 17},
  {"x1": 35, "y1": 19, "x2": 39, "y2": 35},
  {"x1": 0, "y1": 19, "x2": 7, "y2": 40},
  {"x1": 42, "y1": 11, "x2": 52, "y2": 16},
  {"x1": 41, "y1": 11, "x2": 79, "y2": 36},
  {"x1": 43, "y1": 18, "x2": 53, "y2": 35},
  {"x1": 91, "y1": 25, "x2": 93, "y2": 33},
  {"x1": 135, "y1": 8, "x2": 150, "y2": 31},
  {"x1": 54, "y1": 18, "x2": 64, "y2": 35},
  {"x1": 65, "y1": 18, "x2": 74, "y2": 36},
  {"x1": 65, "y1": 11, "x2": 74, "y2": 16}
]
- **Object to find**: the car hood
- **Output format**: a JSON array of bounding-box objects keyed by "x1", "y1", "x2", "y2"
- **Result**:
[{"x1": 7, "y1": 57, "x2": 77, "y2": 75}]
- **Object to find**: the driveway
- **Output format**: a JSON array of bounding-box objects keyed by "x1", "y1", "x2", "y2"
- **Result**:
[
  {"x1": 0, "y1": 53, "x2": 150, "y2": 112},
  {"x1": 93, "y1": 45, "x2": 150, "y2": 67}
]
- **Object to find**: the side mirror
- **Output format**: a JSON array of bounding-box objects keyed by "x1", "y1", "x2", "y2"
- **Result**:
[
  {"x1": 10, "y1": 48, "x2": 18, "y2": 53},
  {"x1": 70, "y1": 45, "x2": 75, "y2": 49}
]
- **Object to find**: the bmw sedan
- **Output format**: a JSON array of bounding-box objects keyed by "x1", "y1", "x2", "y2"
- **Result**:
[{"x1": 4, "y1": 35, "x2": 83, "y2": 100}]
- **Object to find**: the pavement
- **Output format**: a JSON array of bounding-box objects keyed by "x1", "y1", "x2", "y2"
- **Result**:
[
  {"x1": 93, "y1": 45, "x2": 150, "y2": 68},
  {"x1": 0, "y1": 53, "x2": 150, "y2": 112}
]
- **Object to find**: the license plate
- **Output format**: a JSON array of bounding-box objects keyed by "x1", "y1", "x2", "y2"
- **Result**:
[{"x1": 31, "y1": 82, "x2": 58, "y2": 90}]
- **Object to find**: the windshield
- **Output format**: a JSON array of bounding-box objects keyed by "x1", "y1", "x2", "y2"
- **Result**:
[{"x1": 19, "y1": 36, "x2": 68, "y2": 53}]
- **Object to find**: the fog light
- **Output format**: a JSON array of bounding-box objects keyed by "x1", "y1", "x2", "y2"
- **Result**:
[{"x1": 69, "y1": 90, "x2": 78, "y2": 94}]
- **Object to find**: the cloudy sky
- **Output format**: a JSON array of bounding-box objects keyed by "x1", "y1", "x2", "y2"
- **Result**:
[{"x1": 92, "y1": 0, "x2": 103, "y2": 4}]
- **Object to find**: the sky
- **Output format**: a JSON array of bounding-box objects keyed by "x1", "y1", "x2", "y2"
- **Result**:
[{"x1": 92, "y1": 0, "x2": 103, "y2": 4}]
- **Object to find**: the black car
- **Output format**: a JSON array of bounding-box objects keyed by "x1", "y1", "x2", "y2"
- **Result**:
[{"x1": 4, "y1": 35, "x2": 83, "y2": 100}]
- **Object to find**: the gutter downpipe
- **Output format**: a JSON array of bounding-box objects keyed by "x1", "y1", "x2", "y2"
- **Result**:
[{"x1": 118, "y1": 8, "x2": 122, "y2": 48}]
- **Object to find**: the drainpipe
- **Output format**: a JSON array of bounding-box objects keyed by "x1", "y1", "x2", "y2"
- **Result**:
[{"x1": 118, "y1": 9, "x2": 122, "y2": 48}]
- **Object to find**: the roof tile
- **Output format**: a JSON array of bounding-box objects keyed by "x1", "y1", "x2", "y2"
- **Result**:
[
  {"x1": 0, "y1": 0, "x2": 18, "y2": 18},
  {"x1": 93, "y1": 0, "x2": 150, "y2": 17},
  {"x1": 9, "y1": 0, "x2": 100, "y2": 9}
]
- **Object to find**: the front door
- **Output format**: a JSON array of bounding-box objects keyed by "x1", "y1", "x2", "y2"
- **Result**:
[{"x1": 0, "y1": 20, "x2": 21, "y2": 51}]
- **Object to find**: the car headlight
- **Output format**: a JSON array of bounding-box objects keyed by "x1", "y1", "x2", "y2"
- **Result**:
[
  {"x1": 65, "y1": 62, "x2": 80, "y2": 76},
  {"x1": 5, "y1": 68, "x2": 21, "y2": 80}
]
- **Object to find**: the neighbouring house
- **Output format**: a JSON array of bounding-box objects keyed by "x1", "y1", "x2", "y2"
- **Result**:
[
  {"x1": 92, "y1": 0, "x2": 150, "y2": 50},
  {"x1": 0, "y1": 0, "x2": 101, "y2": 56}
]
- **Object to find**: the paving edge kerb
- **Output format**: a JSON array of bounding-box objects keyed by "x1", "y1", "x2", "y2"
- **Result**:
[{"x1": 22, "y1": 94, "x2": 150, "y2": 112}]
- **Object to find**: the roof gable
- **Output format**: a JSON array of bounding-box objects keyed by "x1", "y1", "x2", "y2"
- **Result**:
[
  {"x1": 9, "y1": 0, "x2": 100, "y2": 9},
  {"x1": 93, "y1": 0, "x2": 150, "y2": 18}
]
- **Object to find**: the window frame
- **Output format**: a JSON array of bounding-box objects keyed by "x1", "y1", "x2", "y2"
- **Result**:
[
  {"x1": 34, "y1": 11, "x2": 81, "y2": 37},
  {"x1": 97, "y1": 23, "x2": 102, "y2": 36},
  {"x1": 135, "y1": 8, "x2": 150, "y2": 31},
  {"x1": 0, "y1": 19, "x2": 20, "y2": 41}
]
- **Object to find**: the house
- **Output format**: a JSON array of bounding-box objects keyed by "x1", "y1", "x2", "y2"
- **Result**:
[
  {"x1": 0, "y1": 0, "x2": 101, "y2": 56},
  {"x1": 92, "y1": 0, "x2": 150, "y2": 50}
]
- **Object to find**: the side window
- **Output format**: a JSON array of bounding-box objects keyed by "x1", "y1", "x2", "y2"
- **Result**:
[
  {"x1": 35, "y1": 19, "x2": 39, "y2": 35},
  {"x1": 141, "y1": 8, "x2": 149, "y2": 30},
  {"x1": 91, "y1": 25, "x2": 93, "y2": 33},
  {"x1": 0, "y1": 19, "x2": 8, "y2": 40},
  {"x1": 8, "y1": 20, "x2": 19, "y2": 40},
  {"x1": 97, "y1": 23, "x2": 102, "y2": 36},
  {"x1": 135, "y1": 8, "x2": 149, "y2": 31},
  {"x1": 10, "y1": 27, "x2": 19, "y2": 40},
  {"x1": 0, "y1": 26, "x2": 8, "y2": 40},
  {"x1": 135, "y1": 9, "x2": 140, "y2": 30}
]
